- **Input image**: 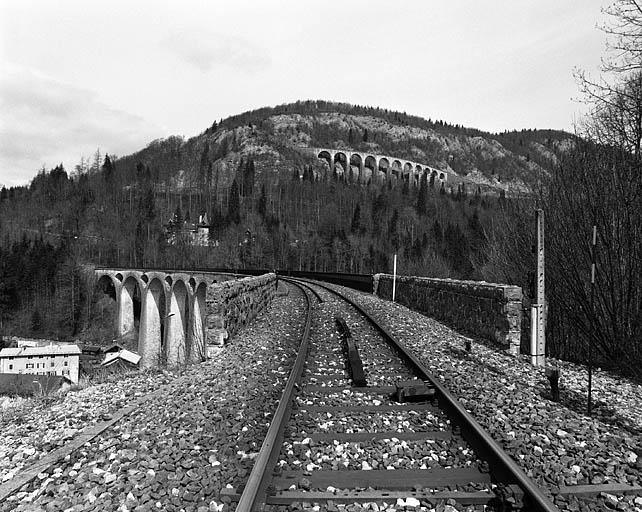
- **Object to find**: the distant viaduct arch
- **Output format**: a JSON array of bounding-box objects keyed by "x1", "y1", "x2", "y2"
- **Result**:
[
  {"x1": 94, "y1": 269, "x2": 236, "y2": 369},
  {"x1": 312, "y1": 147, "x2": 448, "y2": 185}
]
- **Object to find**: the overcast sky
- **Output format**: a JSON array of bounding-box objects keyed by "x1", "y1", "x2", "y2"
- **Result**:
[{"x1": 0, "y1": 0, "x2": 608, "y2": 187}]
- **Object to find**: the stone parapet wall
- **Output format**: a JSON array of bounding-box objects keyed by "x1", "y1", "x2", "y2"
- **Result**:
[
  {"x1": 373, "y1": 274, "x2": 522, "y2": 355},
  {"x1": 205, "y1": 273, "x2": 277, "y2": 347}
]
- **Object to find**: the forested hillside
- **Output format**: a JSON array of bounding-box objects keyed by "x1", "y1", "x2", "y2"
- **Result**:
[
  {"x1": 2, "y1": 100, "x2": 553, "y2": 340},
  {"x1": 1, "y1": 100, "x2": 639, "y2": 381},
  {"x1": 0, "y1": 150, "x2": 500, "y2": 340}
]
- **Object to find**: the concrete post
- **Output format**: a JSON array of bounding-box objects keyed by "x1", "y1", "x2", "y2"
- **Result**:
[
  {"x1": 139, "y1": 283, "x2": 163, "y2": 368},
  {"x1": 189, "y1": 292, "x2": 206, "y2": 363},
  {"x1": 166, "y1": 284, "x2": 187, "y2": 367},
  {"x1": 118, "y1": 280, "x2": 135, "y2": 338}
]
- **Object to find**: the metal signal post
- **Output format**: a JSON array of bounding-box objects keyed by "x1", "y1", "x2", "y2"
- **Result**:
[
  {"x1": 588, "y1": 224, "x2": 597, "y2": 415},
  {"x1": 531, "y1": 209, "x2": 546, "y2": 366}
]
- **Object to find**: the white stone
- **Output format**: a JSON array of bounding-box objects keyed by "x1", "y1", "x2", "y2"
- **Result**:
[{"x1": 405, "y1": 497, "x2": 420, "y2": 507}]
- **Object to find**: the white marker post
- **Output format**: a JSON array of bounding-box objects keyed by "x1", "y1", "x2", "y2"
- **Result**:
[
  {"x1": 392, "y1": 254, "x2": 397, "y2": 302},
  {"x1": 530, "y1": 305, "x2": 538, "y2": 366}
]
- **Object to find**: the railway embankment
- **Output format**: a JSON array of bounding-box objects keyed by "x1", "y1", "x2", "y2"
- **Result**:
[
  {"x1": 0, "y1": 287, "x2": 305, "y2": 512},
  {"x1": 1, "y1": 281, "x2": 640, "y2": 511},
  {"x1": 206, "y1": 273, "x2": 278, "y2": 348},
  {"x1": 336, "y1": 284, "x2": 642, "y2": 512},
  {"x1": 374, "y1": 273, "x2": 522, "y2": 355}
]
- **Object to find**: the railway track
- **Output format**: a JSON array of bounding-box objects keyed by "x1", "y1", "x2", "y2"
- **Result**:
[{"x1": 229, "y1": 278, "x2": 560, "y2": 512}]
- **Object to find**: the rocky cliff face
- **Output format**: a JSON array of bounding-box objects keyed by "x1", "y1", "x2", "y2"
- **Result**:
[{"x1": 115, "y1": 101, "x2": 574, "y2": 194}]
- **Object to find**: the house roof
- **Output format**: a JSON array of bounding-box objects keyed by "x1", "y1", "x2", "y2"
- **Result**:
[
  {"x1": 101, "y1": 349, "x2": 141, "y2": 367},
  {"x1": 0, "y1": 344, "x2": 82, "y2": 358},
  {"x1": 102, "y1": 343, "x2": 125, "y2": 353}
]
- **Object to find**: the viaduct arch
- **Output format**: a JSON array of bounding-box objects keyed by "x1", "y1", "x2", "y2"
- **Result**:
[
  {"x1": 94, "y1": 269, "x2": 233, "y2": 368},
  {"x1": 311, "y1": 147, "x2": 448, "y2": 185}
]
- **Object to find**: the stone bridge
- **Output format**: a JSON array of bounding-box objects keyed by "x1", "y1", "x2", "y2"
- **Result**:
[
  {"x1": 310, "y1": 147, "x2": 448, "y2": 185},
  {"x1": 93, "y1": 269, "x2": 251, "y2": 369}
]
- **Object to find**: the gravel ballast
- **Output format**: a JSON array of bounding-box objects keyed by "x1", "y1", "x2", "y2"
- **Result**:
[
  {"x1": 3, "y1": 279, "x2": 640, "y2": 512},
  {"x1": 325, "y1": 283, "x2": 642, "y2": 512},
  {"x1": 1, "y1": 286, "x2": 306, "y2": 512}
]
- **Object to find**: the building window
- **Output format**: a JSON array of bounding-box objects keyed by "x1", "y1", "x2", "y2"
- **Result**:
[
  {"x1": 26, "y1": 363, "x2": 34, "y2": 369},
  {"x1": 50, "y1": 362, "x2": 55, "y2": 367},
  {"x1": 8, "y1": 364, "x2": 13, "y2": 370},
  {"x1": 64, "y1": 361, "x2": 68, "y2": 366}
]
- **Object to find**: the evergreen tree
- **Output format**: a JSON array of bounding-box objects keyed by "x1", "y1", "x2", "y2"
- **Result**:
[
  {"x1": 228, "y1": 179, "x2": 241, "y2": 224},
  {"x1": 350, "y1": 204, "x2": 362, "y2": 233},
  {"x1": 258, "y1": 183, "x2": 267, "y2": 219},
  {"x1": 432, "y1": 219, "x2": 443, "y2": 245},
  {"x1": 416, "y1": 172, "x2": 428, "y2": 215},
  {"x1": 31, "y1": 308, "x2": 42, "y2": 332},
  {"x1": 388, "y1": 209, "x2": 400, "y2": 250},
  {"x1": 174, "y1": 205, "x2": 183, "y2": 226},
  {"x1": 102, "y1": 154, "x2": 114, "y2": 186},
  {"x1": 242, "y1": 159, "x2": 255, "y2": 197}
]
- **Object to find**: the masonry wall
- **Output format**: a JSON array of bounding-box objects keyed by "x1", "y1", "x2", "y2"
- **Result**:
[
  {"x1": 373, "y1": 274, "x2": 523, "y2": 355},
  {"x1": 205, "y1": 273, "x2": 278, "y2": 347}
]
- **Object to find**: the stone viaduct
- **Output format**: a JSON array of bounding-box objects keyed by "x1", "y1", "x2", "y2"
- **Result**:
[
  {"x1": 94, "y1": 268, "x2": 240, "y2": 369},
  {"x1": 311, "y1": 147, "x2": 448, "y2": 186}
]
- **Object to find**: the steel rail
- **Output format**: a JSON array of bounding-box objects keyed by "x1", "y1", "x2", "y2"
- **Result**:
[
  {"x1": 285, "y1": 277, "x2": 324, "y2": 303},
  {"x1": 296, "y1": 278, "x2": 560, "y2": 512},
  {"x1": 235, "y1": 280, "x2": 313, "y2": 512}
]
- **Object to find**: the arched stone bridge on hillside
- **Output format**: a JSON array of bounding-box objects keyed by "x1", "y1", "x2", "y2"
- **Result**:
[
  {"x1": 309, "y1": 147, "x2": 448, "y2": 185},
  {"x1": 94, "y1": 269, "x2": 241, "y2": 369}
]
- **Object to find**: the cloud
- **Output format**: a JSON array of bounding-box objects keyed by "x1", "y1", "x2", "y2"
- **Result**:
[
  {"x1": 162, "y1": 31, "x2": 271, "y2": 73},
  {"x1": 0, "y1": 65, "x2": 162, "y2": 186}
]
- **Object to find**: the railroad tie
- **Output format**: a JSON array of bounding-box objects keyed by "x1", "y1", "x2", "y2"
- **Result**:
[{"x1": 335, "y1": 316, "x2": 367, "y2": 387}]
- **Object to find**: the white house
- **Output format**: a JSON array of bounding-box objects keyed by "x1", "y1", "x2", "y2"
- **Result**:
[{"x1": 0, "y1": 344, "x2": 82, "y2": 384}]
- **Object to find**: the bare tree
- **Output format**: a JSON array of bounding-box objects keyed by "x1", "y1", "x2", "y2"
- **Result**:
[
  {"x1": 577, "y1": 70, "x2": 642, "y2": 158},
  {"x1": 541, "y1": 141, "x2": 642, "y2": 377},
  {"x1": 576, "y1": 1, "x2": 642, "y2": 158},
  {"x1": 601, "y1": 0, "x2": 642, "y2": 73}
]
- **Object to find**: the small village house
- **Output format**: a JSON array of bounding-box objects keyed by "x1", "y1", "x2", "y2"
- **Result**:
[{"x1": 0, "y1": 344, "x2": 82, "y2": 384}]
